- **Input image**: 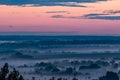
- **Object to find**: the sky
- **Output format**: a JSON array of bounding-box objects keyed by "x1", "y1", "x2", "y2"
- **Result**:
[{"x1": 0, "y1": 0, "x2": 120, "y2": 35}]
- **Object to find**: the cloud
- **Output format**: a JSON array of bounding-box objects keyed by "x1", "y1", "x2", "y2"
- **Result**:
[
  {"x1": 104, "y1": 10, "x2": 120, "y2": 14},
  {"x1": 83, "y1": 13, "x2": 120, "y2": 20},
  {"x1": 46, "y1": 11, "x2": 70, "y2": 14},
  {"x1": 51, "y1": 13, "x2": 120, "y2": 20},
  {"x1": 0, "y1": 0, "x2": 108, "y2": 7},
  {"x1": 8, "y1": 25, "x2": 14, "y2": 29},
  {"x1": 51, "y1": 15, "x2": 82, "y2": 19},
  {"x1": 82, "y1": 10, "x2": 120, "y2": 20},
  {"x1": 83, "y1": 13, "x2": 108, "y2": 16},
  {"x1": 52, "y1": 15, "x2": 65, "y2": 18}
]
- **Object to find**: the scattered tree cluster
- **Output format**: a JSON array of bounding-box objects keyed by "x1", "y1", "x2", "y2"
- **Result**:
[
  {"x1": 99, "y1": 71, "x2": 119, "y2": 80},
  {"x1": 0, "y1": 63, "x2": 24, "y2": 80}
]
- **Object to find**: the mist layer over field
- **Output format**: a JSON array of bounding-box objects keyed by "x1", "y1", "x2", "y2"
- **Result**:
[{"x1": 0, "y1": 35, "x2": 120, "y2": 80}]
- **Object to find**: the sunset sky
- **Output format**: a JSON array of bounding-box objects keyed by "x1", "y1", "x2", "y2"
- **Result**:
[{"x1": 0, "y1": 0, "x2": 120, "y2": 35}]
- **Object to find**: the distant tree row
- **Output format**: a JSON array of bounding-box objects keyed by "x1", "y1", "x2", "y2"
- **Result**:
[{"x1": 99, "y1": 71, "x2": 119, "y2": 80}]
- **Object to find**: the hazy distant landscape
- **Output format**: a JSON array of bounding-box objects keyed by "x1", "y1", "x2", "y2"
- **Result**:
[
  {"x1": 1, "y1": 35, "x2": 120, "y2": 59},
  {"x1": 0, "y1": 35, "x2": 120, "y2": 80}
]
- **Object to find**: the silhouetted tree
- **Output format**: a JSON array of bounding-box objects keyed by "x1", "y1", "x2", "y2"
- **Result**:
[
  {"x1": 72, "y1": 77, "x2": 78, "y2": 80},
  {"x1": 57, "y1": 77, "x2": 62, "y2": 80},
  {"x1": 0, "y1": 63, "x2": 9, "y2": 80},
  {"x1": 32, "y1": 77, "x2": 35, "y2": 80},
  {"x1": 18, "y1": 75, "x2": 24, "y2": 80},
  {"x1": 50, "y1": 77, "x2": 55, "y2": 80},
  {"x1": 0, "y1": 63, "x2": 24, "y2": 80},
  {"x1": 99, "y1": 71, "x2": 119, "y2": 80},
  {"x1": 8, "y1": 68, "x2": 20, "y2": 80},
  {"x1": 65, "y1": 67, "x2": 73, "y2": 74}
]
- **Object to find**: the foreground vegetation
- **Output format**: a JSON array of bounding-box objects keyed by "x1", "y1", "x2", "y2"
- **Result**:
[
  {"x1": 0, "y1": 63, "x2": 119, "y2": 80},
  {"x1": 0, "y1": 63, "x2": 24, "y2": 80}
]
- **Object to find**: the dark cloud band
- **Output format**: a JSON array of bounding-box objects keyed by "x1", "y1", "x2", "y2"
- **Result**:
[
  {"x1": 0, "y1": 0, "x2": 107, "y2": 7},
  {"x1": 51, "y1": 13, "x2": 120, "y2": 20}
]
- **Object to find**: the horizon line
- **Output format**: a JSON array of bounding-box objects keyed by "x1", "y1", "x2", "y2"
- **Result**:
[{"x1": 0, "y1": 32, "x2": 120, "y2": 36}]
